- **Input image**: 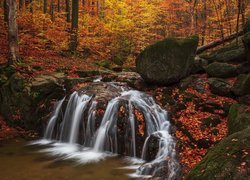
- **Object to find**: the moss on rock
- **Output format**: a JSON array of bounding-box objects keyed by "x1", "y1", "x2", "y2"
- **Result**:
[
  {"x1": 136, "y1": 36, "x2": 199, "y2": 85},
  {"x1": 187, "y1": 127, "x2": 250, "y2": 180},
  {"x1": 228, "y1": 104, "x2": 250, "y2": 135}
]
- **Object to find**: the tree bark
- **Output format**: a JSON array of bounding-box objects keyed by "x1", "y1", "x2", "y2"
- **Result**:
[
  {"x1": 50, "y1": 0, "x2": 54, "y2": 21},
  {"x1": 44, "y1": 0, "x2": 47, "y2": 13},
  {"x1": 19, "y1": 0, "x2": 25, "y2": 9},
  {"x1": 197, "y1": 30, "x2": 244, "y2": 54},
  {"x1": 69, "y1": 0, "x2": 79, "y2": 51},
  {"x1": 4, "y1": 0, "x2": 8, "y2": 22},
  {"x1": 66, "y1": 0, "x2": 70, "y2": 22},
  {"x1": 57, "y1": 0, "x2": 60, "y2": 12},
  {"x1": 236, "y1": 0, "x2": 241, "y2": 45},
  {"x1": 6, "y1": 0, "x2": 20, "y2": 65},
  {"x1": 201, "y1": 0, "x2": 207, "y2": 45}
]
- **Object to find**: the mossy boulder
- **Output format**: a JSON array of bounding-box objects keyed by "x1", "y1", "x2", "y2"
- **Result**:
[
  {"x1": 207, "y1": 45, "x2": 246, "y2": 63},
  {"x1": 206, "y1": 62, "x2": 238, "y2": 78},
  {"x1": 242, "y1": 32, "x2": 250, "y2": 61},
  {"x1": 187, "y1": 127, "x2": 250, "y2": 180},
  {"x1": 136, "y1": 36, "x2": 199, "y2": 85},
  {"x1": 0, "y1": 72, "x2": 66, "y2": 133},
  {"x1": 231, "y1": 73, "x2": 250, "y2": 96},
  {"x1": 208, "y1": 78, "x2": 232, "y2": 97},
  {"x1": 228, "y1": 104, "x2": 250, "y2": 135}
]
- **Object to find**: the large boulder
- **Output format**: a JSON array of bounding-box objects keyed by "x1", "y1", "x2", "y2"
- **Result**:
[
  {"x1": 136, "y1": 36, "x2": 199, "y2": 85},
  {"x1": 228, "y1": 104, "x2": 250, "y2": 135},
  {"x1": 186, "y1": 127, "x2": 250, "y2": 180},
  {"x1": 206, "y1": 62, "x2": 238, "y2": 78},
  {"x1": 231, "y1": 73, "x2": 250, "y2": 96}
]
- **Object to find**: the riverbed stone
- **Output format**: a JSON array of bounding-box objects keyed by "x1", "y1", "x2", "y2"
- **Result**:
[{"x1": 136, "y1": 36, "x2": 199, "y2": 85}]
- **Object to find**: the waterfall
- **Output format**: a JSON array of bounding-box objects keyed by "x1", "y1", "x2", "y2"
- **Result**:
[{"x1": 34, "y1": 88, "x2": 180, "y2": 179}]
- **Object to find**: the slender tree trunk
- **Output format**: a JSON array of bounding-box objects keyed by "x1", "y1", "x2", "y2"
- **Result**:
[
  {"x1": 201, "y1": 0, "x2": 207, "y2": 45},
  {"x1": 6, "y1": 0, "x2": 20, "y2": 65},
  {"x1": 66, "y1": 0, "x2": 70, "y2": 22},
  {"x1": 236, "y1": 0, "x2": 241, "y2": 45},
  {"x1": 19, "y1": 0, "x2": 25, "y2": 9},
  {"x1": 57, "y1": 0, "x2": 60, "y2": 12},
  {"x1": 225, "y1": 0, "x2": 232, "y2": 34},
  {"x1": 4, "y1": 0, "x2": 8, "y2": 22},
  {"x1": 69, "y1": 0, "x2": 79, "y2": 51},
  {"x1": 50, "y1": 0, "x2": 54, "y2": 21},
  {"x1": 212, "y1": 0, "x2": 224, "y2": 42},
  {"x1": 29, "y1": 0, "x2": 33, "y2": 13},
  {"x1": 44, "y1": 0, "x2": 47, "y2": 13}
]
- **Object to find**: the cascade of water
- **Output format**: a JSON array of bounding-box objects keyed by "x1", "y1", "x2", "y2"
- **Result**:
[
  {"x1": 44, "y1": 97, "x2": 65, "y2": 139},
  {"x1": 38, "y1": 88, "x2": 180, "y2": 179}
]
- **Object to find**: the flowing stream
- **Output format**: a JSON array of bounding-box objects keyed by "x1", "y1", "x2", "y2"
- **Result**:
[{"x1": 31, "y1": 86, "x2": 180, "y2": 179}]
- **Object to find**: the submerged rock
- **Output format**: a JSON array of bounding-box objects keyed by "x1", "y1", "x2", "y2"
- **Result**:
[
  {"x1": 187, "y1": 127, "x2": 250, "y2": 179},
  {"x1": 136, "y1": 36, "x2": 199, "y2": 85}
]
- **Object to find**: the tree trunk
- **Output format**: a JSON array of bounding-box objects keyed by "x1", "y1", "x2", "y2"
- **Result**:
[
  {"x1": 4, "y1": 0, "x2": 8, "y2": 22},
  {"x1": 57, "y1": 0, "x2": 60, "y2": 12},
  {"x1": 44, "y1": 0, "x2": 47, "y2": 13},
  {"x1": 201, "y1": 0, "x2": 207, "y2": 45},
  {"x1": 66, "y1": 0, "x2": 70, "y2": 22},
  {"x1": 19, "y1": 0, "x2": 25, "y2": 9},
  {"x1": 236, "y1": 0, "x2": 241, "y2": 45},
  {"x1": 50, "y1": 0, "x2": 54, "y2": 21},
  {"x1": 69, "y1": 0, "x2": 79, "y2": 51},
  {"x1": 6, "y1": 0, "x2": 20, "y2": 65},
  {"x1": 29, "y1": 0, "x2": 33, "y2": 13},
  {"x1": 197, "y1": 30, "x2": 244, "y2": 54}
]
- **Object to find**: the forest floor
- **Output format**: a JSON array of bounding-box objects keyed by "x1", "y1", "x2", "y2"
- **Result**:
[{"x1": 0, "y1": 16, "x2": 99, "y2": 78}]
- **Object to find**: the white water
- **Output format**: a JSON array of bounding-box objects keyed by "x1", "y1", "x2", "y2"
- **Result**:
[{"x1": 32, "y1": 88, "x2": 180, "y2": 179}]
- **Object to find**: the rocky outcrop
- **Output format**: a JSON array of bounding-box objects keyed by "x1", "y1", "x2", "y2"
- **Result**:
[
  {"x1": 0, "y1": 71, "x2": 65, "y2": 133},
  {"x1": 136, "y1": 36, "x2": 199, "y2": 85},
  {"x1": 206, "y1": 45, "x2": 246, "y2": 63},
  {"x1": 208, "y1": 78, "x2": 232, "y2": 97},
  {"x1": 231, "y1": 73, "x2": 250, "y2": 96},
  {"x1": 206, "y1": 62, "x2": 238, "y2": 78}
]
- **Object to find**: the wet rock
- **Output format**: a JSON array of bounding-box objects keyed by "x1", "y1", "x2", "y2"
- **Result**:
[
  {"x1": 187, "y1": 127, "x2": 250, "y2": 180},
  {"x1": 206, "y1": 62, "x2": 238, "y2": 78},
  {"x1": 228, "y1": 104, "x2": 250, "y2": 135},
  {"x1": 142, "y1": 133, "x2": 160, "y2": 161},
  {"x1": 208, "y1": 78, "x2": 232, "y2": 97},
  {"x1": 136, "y1": 36, "x2": 199, "y2": 85}
]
